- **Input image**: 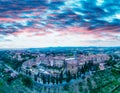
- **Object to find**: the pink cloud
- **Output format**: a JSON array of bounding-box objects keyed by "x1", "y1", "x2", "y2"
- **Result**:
[
  {"x1": 12, "y1": 27, "x2": 52, "y2": 37},
  {"x1": 0, "y1": 18, "x2": 30, "y2": 22},
  {"x1": 53, "y1": 26, "x2": 119, "y2": 41}
]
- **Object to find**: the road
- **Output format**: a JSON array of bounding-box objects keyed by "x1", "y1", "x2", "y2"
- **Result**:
[{"x1": 4, "y1": 64, "x2": 19, "y2": 74}]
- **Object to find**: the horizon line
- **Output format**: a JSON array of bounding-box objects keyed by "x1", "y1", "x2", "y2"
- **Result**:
[{"x1": 0, "y1": 46, "x2": 120, "y2": 50}]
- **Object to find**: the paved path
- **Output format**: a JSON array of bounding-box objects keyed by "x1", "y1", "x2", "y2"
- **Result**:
[{"x1": 4, "y1": 64, "x2": 19, "y2": 74}]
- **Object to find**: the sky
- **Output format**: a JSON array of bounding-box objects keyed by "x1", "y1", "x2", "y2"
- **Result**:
[{"x1": 0, "y1": 0, "x2": 120, "y2": 48}]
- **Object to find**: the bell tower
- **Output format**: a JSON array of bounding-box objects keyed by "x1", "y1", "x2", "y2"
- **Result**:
[{"x1": 74, "y1": 51, "x2": 77, "y2": 60}]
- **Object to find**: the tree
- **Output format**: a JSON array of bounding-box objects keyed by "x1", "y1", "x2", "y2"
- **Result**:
[
  {"x1": 51, "y1": 77, "x2": 55, "y2": 85},
  {"x1": 81, "y1": 66, "x2": 85, "y2": 74},
  {"x1": 106, "y1": 56, "x2": 116, "y2": 66},
  {"x1": 29, "y1": 70, "x2": 31, "y2": 76},
  {"x1": 22, "y1": 76, "x2": 33, "y2": 88},
  {"x1": 66, "y1": 70, "x2": 71, "y2": 82},
  {"x1": 73, "y1": 74, "x2": 76, "y2": 79},
  {"x1": 93, "y1": 63, "x2": 99, "y2": 71},
  {"x1": 34, "y1": 75, "x2": 37, "y2": 81},
  {"x1": 63, "y1": 84, "x2": 69, "y2": 91},
  {"x1": 47, "y1": 75, "x2": 50, "y2": 84},
  {"x1": 88, "y1": 61, "x2": 94, "y2": 70},
  {"x1": 26, "y1": 70, "x2": 29, "y2": 75},
  {"x1": 42, "y1": 75, "x2": 46, "y2": 84},
  {"x1": 59, "y1": 71, "x2": 63, "y2": 84},
  {"x1": 77, "y1": 67, "x2": 81, "y2": 78},
  {"x1": 7, "y1": 77, "x2": 13, "y2": 84},
  {"x1": 56, "y1": 76, "x2": 59, "y2": 84}
]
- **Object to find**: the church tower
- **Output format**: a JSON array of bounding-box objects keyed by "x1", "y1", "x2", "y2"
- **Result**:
[{"x1": 74, "y1": 51, "x2": 77, "y2": 60}]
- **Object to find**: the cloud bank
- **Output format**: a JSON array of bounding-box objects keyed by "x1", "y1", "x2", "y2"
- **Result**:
[{"x1": 0, "y1": 0, "x2": 120, "y2": 48}]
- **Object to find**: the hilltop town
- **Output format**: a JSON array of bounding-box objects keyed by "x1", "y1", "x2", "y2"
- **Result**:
[{"x1": 0, "y1": 47, "x2": 120, "y2": 93}]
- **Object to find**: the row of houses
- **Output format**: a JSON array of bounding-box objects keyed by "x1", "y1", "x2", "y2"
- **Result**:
[{"x1": 21, "y1": 54, "x2": 110, "y2": 78}]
